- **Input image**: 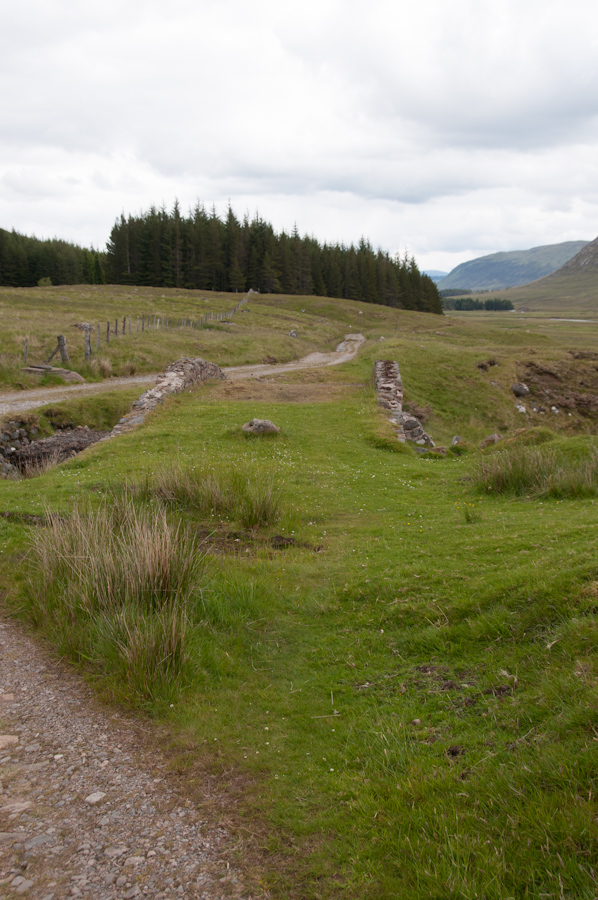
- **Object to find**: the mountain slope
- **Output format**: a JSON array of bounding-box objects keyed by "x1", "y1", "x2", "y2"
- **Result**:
[
  {"x1": 438, "y1": 241, "x2": 588, "y2": 291},
  {"x1": 474, "y1": 235, "x2": 598, "y2": 314}
]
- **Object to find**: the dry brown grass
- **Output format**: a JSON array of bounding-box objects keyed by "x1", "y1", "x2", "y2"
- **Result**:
[{"x1": 90, "y1": 357, "x2": 113, "y2": 378}]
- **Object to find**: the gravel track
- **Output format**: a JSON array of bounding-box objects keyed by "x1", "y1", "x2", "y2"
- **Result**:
[
  {"x1": 0, "y1": 376, "x2": 158, "y2": 417},
  {"x1": 0, "y1": 621, "x2": 253, "y2": 900},
  {"x1": 0, "y1": 337, "x2": 365, "y2": 417}
]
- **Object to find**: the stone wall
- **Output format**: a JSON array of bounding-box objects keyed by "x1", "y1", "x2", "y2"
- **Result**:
[
  {"x1": 111, "y1": 357, "x2": 225, "y2": 436},
  {"x1": 374, "y1": 360, "x2": 435, "y2": 447},
  {"x1": 0, "y1": 419, "x2": 39, "y2": 479}
]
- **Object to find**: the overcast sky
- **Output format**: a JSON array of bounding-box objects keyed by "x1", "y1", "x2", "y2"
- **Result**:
[{"x1": 2, "y1": 0, "x2": 598, "y2": 272}]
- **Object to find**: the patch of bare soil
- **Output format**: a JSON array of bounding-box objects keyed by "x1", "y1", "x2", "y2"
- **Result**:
[
  {"x1": 195, "y1": 529, "x2": 323, "y2": 556},
  {"x1": 209, "y1": 382, "x2": 360, "y2": 404},
  {"x1": 0, "y1": 619, "x2": 265, "y2": 900},
  {"x1": 518, "y1": 357, "x2": 598, "y2": 417}
]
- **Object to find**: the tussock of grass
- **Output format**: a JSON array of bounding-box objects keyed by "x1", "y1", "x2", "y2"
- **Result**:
[
  {"x1": 474, "y1": 440, "x2": 598, "y2": 498},
  {"x1": 21, "y1": 496, "x2": 206, "y2": 704},
  {"x1": 22, "y1": 449, "x2": 61, "y2": 479},
  {"x1": 141, "y1": 463, "x2": 283, "y2": 528}
]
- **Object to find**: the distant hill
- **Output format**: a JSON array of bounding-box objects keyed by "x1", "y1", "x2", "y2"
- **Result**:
[
  {"x1": 467, "y1": 235, "x2": 598, "y2": 315},
  {"x1": 438, "y1": 241, "x2": 589, "y2": 291},
  {"x1": 423, "y1": 270, "x2": 448, "y2": 283}
]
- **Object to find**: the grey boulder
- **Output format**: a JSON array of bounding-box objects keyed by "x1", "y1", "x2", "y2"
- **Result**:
[
  {"x1": 511, "y1": 382, "x2": 530, "y2": 397},
  {"x1": 242, "y1": 419, "x2": 281, "y2": 435}
]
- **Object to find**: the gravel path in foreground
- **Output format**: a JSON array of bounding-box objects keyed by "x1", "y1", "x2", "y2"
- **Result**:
[{"x1": 0, "y1": 620, "x2": 251, "y2": 900}]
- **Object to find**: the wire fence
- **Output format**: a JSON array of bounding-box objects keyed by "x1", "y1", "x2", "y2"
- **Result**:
[{"x1": 24, "y1": 290, "x2": 255, "y2": 367}]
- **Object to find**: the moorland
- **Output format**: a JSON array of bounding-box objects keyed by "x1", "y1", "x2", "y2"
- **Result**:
[{"x1": 1, "y1": 284, "x2": 597, "y2": 899}]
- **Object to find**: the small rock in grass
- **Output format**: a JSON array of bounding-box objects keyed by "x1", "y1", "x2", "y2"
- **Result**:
[
  {"x1": 411, "y1": 718, "x2": 422, "y2": 726},
  {"x1": 0, "y1": 735, "x2": 19, "y2": 749},
  {"x1": 479, "y1": 433, "x2": 502, "y2": 449},
  {"x1": 84, "y1": 791, "x2": 106, "y2": 805},
  {"x1": 242, "y1": 419, "x2": 280, "y2": 435},
  {"x1": 511, "y1": 382, "x2": 530, "y2": 397}
]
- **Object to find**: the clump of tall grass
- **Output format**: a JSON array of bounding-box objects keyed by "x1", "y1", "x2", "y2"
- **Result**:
[
  {"x1": 121, "y1": 360, "x2": 137, "y2": 376},
  {"x1": 141, "y1": 464, "x2": 282, "y2": 528},
  {"x1": 90, "y1": 357, "x2": 112, "y2": 378},
  {"x1": 21, "y1": 449, "x2": 62, "y2": 479},
  {"x1": 474, "y1": 442, "x2": 598, "y2": 498},
  {"x1": 22, "y1": 496, "x2": 205, "y2": 704}
]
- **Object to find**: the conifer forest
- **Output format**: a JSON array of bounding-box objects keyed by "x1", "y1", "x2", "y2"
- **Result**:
[{"x1": 1, "y1": 203, "x2": 443, "y2": 314}]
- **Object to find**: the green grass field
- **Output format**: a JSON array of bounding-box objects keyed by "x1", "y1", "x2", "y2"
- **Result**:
[{"x1": 1, "y1": 288, "x2": 597, "y2": 899}]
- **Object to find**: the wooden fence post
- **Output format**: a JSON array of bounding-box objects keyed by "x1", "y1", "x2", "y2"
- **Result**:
[
  {"x1": 84, "y1": 328, "x2": 91, "y2": 362},
  {"x1": 57, "y1": 335, "x2": 69, "y2": 364},
  {"x1": 129, "y1": 315, "x2": 132, "y2": 334},
  {"x1": 97, "y1": 324, "x2": 100, "y2": 351},
  {"x1": 24, "y1": 337, "x2": 28, "y2": 365},
  {"x1": 107, "y1": 322, "x2": 110, "y2": 343},
  {"x1": 115, "y1": 318, "x2": 118, "y2": 337}
]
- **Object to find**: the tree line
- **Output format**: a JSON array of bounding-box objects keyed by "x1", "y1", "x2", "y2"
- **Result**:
[
  {"x1": 0, "y1": 227, "x2": 105, "y2": 288},
  {"x1": 0, "y1": 205, "x2": 443, "y2": 315},
  {"x1": 442, "y1": 296, "x2": 514, "y2": 311},
  {"x1": 105, "y1": 203, "x2": 443, "y2": 314}
]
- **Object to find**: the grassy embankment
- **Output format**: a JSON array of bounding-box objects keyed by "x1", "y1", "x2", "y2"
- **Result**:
[{"x1": 1, "y1": 291, "x2": 598, "y2": 898}]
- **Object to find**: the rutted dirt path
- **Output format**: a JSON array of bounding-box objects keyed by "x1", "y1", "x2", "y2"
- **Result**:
[
  {"x1": 0, "y1": 622, "x2": 254, "y2": 900},
  {"x1": 0, "y1": 336, "x2": 365, "y2": 416}
]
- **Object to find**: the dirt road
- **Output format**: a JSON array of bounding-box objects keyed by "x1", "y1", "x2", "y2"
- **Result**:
[{"x1": 0, "y1": 336, "x2": 365, "y2": 417}]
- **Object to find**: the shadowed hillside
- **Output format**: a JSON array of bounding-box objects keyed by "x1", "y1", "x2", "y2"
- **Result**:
[
  {"x1": 483, "y1": 235, "x2": 598, "y2": 314},
  {"x1": 439, "y1": 240, "x2": 588, "y2": 291}
]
